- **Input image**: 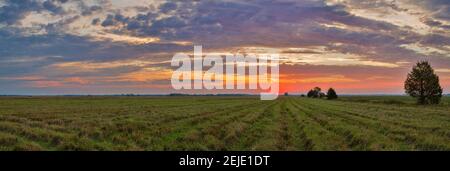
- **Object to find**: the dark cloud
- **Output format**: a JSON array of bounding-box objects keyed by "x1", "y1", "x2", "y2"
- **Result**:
[
  {"x1": 420, "y1": 34, "x2": 450, "y2": 46},
  {"x1": 0, "y1": 0, "x2": 42, "y2": 24},
  {"x1": 97, "y1": 1, "x2": 261, "y2": 41},
  {"x1": 114, "y1": 13, "x2": 128, "y2": 23},
  {"x1": 43, "y1": 0, "x2": 64, "y2": 14},
  {"x1": 44, "y1": 15, "x2": 80, "y2": 34},
  {"x1": 92, "y1": 18, "x2": 101, "y2": 25},
  {"x1": 101, "y1": 14, "x2": 116, "y2": 27},
  {"x1": 126, "y1": 20, "x2": 142, "y2": 30},
  {"x1": 100, "y1": 13, "x2": 133, "y2": 27},
  {"x1": 414, "y1": 0, "x2": 450, "y2": 20},
  {"x1": 0, "y1": 25, "x2": 192, "y2": 65},
  {"x1": 159, "y1": 2, "x2": 177, "y2": 13},
  {"x1": 423, "y1": 18, "x2": 450, "y2": 30},
  {"x1": 0, "y1": 33, "x2": 100, "y2": 62},
  {"x1": 93, "y1": 0, "x2": 406, "y2": 49},
  {"x1": 0, "y1": 0, "x2": 69, "y2": 25},
  {"x1": 81, "y1": 5, "x2": 102, "y2": 16}
]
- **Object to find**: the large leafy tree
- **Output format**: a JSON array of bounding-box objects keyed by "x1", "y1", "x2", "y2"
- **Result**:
[{"x1": 405, "y1": 61, "x2": 443, "y2": 104}]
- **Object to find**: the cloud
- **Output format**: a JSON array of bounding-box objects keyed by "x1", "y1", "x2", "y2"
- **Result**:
[
  {"x1": 0, "y1": 0, "x2": 449, "y2": 94},
  {"x1": 0, "y1": 0, "x2": 42, "y2": 24},
  {"x1": 81, "y1": 5, "x2": 102, "y2": 16},
  {"x1": 0, "y1": 0, "x2": 69, "y2": 25},
  {"x1": 101, "y1": 14, "x2": 116, "y2": 27},
  {"x1": 159, "y1": 1, "x2": 177, "y2": 13},
  {"x1": 282, "y1": 74, "x2": 360, "y2": 83},
  {"x1": 43, "y1": 0, "x2": 64, "y2": 14}
]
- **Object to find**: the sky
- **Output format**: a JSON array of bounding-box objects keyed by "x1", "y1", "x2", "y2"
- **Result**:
[{"x1": 0, "y1": 0, "x2": 449, "y2": 95}]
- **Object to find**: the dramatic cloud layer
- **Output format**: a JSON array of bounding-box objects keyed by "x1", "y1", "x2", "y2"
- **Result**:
[{"x1": 0, "y1": 0, "x2": 449, "y2": 94}]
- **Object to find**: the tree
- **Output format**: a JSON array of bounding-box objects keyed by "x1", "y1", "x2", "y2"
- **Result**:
[
  {"x1": 307, "y1": 90, "x2": 314, "y2": 97},
  {"x1": 327, "y1": 88, "x2": 338, "y2": 100},
  {"x1": 313, "y1": 87, "x2": 321, "y2": 93},
  {"x1": 307, "y1": 87, "x2": 322, "y2": 98},
  {"x1": 405, "y1": 61, "x2": 442, "y2": 104}
]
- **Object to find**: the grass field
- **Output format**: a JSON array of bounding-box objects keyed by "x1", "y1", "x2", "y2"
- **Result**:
[{"x1": 0, "y1": 96, "x2": 449, "y2": 151}]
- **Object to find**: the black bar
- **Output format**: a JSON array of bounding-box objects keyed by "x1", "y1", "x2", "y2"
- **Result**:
[{"x1": 0, "y1": 151, "x2": 447, "y2": 169}]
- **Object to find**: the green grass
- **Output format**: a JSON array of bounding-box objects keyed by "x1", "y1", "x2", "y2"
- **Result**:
[{"x1": 0, "y1": 96, "x2": 449, "y2": 151}]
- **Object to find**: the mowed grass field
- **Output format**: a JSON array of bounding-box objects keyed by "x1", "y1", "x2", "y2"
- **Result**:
[{"x1": 0, "y1": 96, "x2": 449, "y2": 151}]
